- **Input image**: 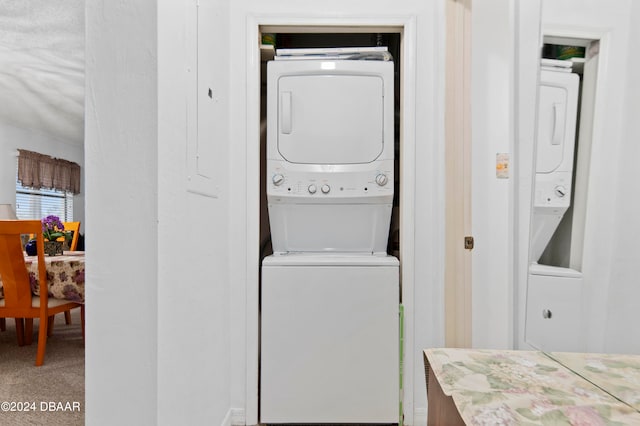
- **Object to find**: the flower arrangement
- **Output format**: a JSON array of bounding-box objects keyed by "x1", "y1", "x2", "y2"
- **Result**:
[{"x1": 41, "y1": 215, "x2": 68, "y2": 242}]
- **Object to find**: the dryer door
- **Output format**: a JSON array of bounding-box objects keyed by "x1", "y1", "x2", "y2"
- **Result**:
[
  {"x1": 535, "y1": 70, "x2": 579, "y2": 174},
  {"x1": 277, "y1": 74, "x2": 384, "y2": 164}
]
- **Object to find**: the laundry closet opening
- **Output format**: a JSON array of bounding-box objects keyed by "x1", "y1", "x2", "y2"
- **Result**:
[
  {"x1": 256, "y1": 27, "x2": 405, "y2": 424},
  {"x1": 258, "y1": 28, "x2": 402, "y2": 265}
]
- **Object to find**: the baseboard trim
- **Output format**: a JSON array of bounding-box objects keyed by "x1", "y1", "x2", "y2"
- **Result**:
[
  {"x1": 221, "y1": 408, "x2": 245, "y2": 426},
  {"x1": 231, "y1": 408, "x2": 246, "y2": 425},
  {"x1": 222, "y1": 409, "x2": 233, "y2": 426},
  {"x1": 413, "y1": 407, "x2": 427, "y2": 426},
  {"x1": 220, "y1": 408, "x2": 233, "y2": 426}
]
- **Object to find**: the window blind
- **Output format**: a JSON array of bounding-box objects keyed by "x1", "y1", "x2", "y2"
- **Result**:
[{"x1": 15, "y1": 160, "x2": 73, "y2": 221}]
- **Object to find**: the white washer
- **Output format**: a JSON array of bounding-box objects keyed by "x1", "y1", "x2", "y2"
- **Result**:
[
  {"x1": 526, "y1": 264, "x2": 584, "y2": 352},
  {"x1": 260, "y1": 254, "x2": 400, "y2": 424}
]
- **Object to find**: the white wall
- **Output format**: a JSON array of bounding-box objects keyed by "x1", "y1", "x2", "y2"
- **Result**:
[
  {"x1": 513, "y1": 0, "x2": 543, "y2": 349},
  {"x1": 602, "y1": 1, "x2": 640, "y2": 354},
  {"x1": 157, "y1": 0, "x2": 232, "y2": 424},
  {"x1": 0, "y1": 124, "x2": 85, "y2": 231},
  {"x1": 85, "y1": 0, "x2": 159, "y2": 424},
  {"x1": 86, "y1": 0, "x2": 234, "y2": 424},
  {"x1": 470, "y1": 0, "x2": 515, "y2": 350}
]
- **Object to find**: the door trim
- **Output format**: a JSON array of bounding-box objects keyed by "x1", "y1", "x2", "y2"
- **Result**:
[
  {"x1": 244, "y1": 14, "x2": 418, "y2": 425},
  {"x1": 444, "y1": 0, "x2": 472, "y2": 348}
]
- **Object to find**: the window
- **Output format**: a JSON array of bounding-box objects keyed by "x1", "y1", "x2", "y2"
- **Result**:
[{"x1": 15, "y1": 165, "x2": 73, "y2": 221}]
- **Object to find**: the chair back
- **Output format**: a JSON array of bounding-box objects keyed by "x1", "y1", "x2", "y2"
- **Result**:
[
  {"x1": 0, "y1": 220, "x2": 47, "y2": 309},
  {"x1": 26, "y1": 221, "x2": 81, "y2": 251},
  {"x1": 62, "y1": 221, "x2": 81, "y2": 251}
]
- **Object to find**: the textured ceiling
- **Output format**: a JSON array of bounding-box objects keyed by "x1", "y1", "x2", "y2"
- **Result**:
[{"x1": 0, "y1": 1, "x2": 84, "y2": 145}]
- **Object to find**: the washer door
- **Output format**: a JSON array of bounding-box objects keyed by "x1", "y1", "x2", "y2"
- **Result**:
[{"x1": 277, "y1": 74, "x2": 384, "y2": 164}]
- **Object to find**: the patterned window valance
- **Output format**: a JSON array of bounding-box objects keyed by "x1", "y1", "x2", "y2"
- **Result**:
[{"x1": 17, "y1": 149, "x2": 81, "y2": 195}]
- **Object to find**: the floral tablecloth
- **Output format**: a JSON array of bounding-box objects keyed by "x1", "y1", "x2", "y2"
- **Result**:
[
  {"x1": 424, "y1": 348, "x2": 640, "y2": 425},
  {"x1": 0, "y1": 252, "x2": 84, "y2": 303},
  {"x1": 548, "y1": 352, "x2": 640, "y2": 413}
]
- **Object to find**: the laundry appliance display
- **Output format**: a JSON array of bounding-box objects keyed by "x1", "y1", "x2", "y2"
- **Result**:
[
  {"x1": 529, "y1": 59, "x2": 580, "y2": 263},
  {"x1": 260, "y1": 47, "x2": 400, "y2": 424},
  {"x1": 526, "y1": 59, "x2": 584, "y2": 353}
]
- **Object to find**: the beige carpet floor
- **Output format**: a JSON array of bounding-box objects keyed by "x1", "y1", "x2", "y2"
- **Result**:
[{"x1": 0, "y1": 309, "x2": 84, "y2": 425}]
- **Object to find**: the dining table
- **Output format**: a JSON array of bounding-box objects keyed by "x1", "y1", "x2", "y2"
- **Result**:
[
  {"x1": 423, "y1": 347, "x2": 640, "y2": 425},
  {"x1": 0, "y1": 251, "x2": 85, "y2": 303}
]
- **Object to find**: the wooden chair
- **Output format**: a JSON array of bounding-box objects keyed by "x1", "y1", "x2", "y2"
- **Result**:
[
  {"x1": 61, "y1": 221, "x2": 80, "y2": 251},
  {"x1": 60, "y1": 221, "x2": 81, "y2": 325},
  {"x1": 0, "y1": 220, "x2": 84, "y2": 366}
]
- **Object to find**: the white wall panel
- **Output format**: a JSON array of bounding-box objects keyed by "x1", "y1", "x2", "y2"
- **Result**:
[
  {"x1": 471, "y1": 0, "x2": 515, "y2": 350},
  {"x1": 514, "y1": 0, "x2": 543, "y2": 349},
  {"x1": 603, "y1": 1, "x2": 640, "y2": 354},
  {"x1": 85, "y1": 0, "x2": 159, "y2": 424},
  {"x1": 157, "y1": 0, "x2": 232, "y2": 425}
]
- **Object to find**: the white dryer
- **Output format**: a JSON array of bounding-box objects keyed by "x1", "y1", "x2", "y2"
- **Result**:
[
  {"x1": 266, "y1": 52, "x2": 395, "y2": 254},
  {"x1": 530, "y1": 60, "x2": 580, "y2": 262}
]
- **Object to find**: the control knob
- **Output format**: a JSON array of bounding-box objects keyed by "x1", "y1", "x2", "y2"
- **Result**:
[
  {"x1": 308, "y1": 184, "x2": 317, "y2": 194},
  {"x1": 321, "y1": 184, "x2": 331, "y2": 194},
  {"x1": 272, "y1": 173, "x2": 284, "y2": 186},
  {"x1": 554, "y1": 185, "x2": 567, "y2": 198},
  {"x1": 375, "y1": 174, "x2": 389, "y2": 186}
]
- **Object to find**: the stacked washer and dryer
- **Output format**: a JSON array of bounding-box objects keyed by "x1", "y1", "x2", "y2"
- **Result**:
[
  {"x1": 260, "y1": 48, "x2": 400, "y2": 424},
  {"x1": 525, "y1": 59, "x2": 584, "y2": 352}
]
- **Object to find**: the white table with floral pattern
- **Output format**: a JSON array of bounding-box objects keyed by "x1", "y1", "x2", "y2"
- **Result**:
[
  {"x1": 0, "y1": 251, "x2": 85, "y2": 303},
  {"x1": 548, "y1": 351, "x2": 640, "y2": 413},
  {"x1": 424, "y1": 348, "x2": 640, "y2": 425}
]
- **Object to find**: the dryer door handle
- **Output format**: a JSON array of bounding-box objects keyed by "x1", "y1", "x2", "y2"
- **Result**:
[
  {"x1": 281, "y1": 91, "x2": 292, "y2": 134},
  {"x1": 552, "y1": 102, "x2": 565, "y2": 146}
]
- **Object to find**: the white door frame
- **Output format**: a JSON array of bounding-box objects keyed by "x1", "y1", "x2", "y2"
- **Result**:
[{"x1": 243, "y1": 14, "x2": 418, "y2": 425}]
